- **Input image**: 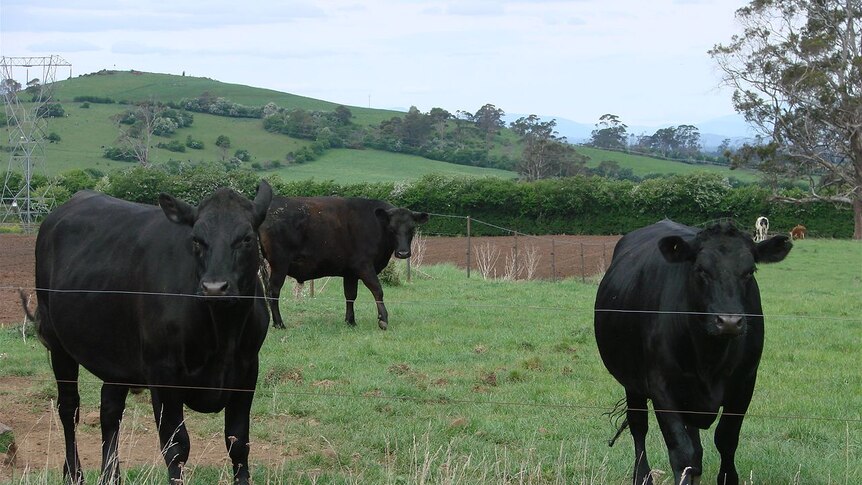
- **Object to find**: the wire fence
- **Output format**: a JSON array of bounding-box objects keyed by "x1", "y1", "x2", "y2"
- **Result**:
[
  {"x1": 0, "y1": 213, "x2": 859, "y2": 428},
  {"x1": 414, "y1": 213, "x2": 619, "y2": 282},
  {"x1": 2, "y1": 284, "x2": 860, "y2": 426}
]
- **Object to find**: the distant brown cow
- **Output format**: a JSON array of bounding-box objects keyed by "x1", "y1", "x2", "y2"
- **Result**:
[{"x1": 790, "y1": 224, "x2": 807, "y2": 240}]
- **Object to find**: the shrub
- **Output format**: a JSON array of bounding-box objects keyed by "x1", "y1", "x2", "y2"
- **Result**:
[
  {"x1": 185, "y1": 135, "x2": 204, "y2": 149},
  {"x1": 102, "y1": 146, "x2": 137, "y2": 162},
  {"x1": 72, "y1": 95, "x2": 115, "y2": 104},
  {"x1": 157, "y1": 140, "x2": 186, "y2": 153}
]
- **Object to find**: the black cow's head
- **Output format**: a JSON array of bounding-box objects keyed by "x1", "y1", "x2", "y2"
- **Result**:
[
  {"x1": 658, "y1": 222, "x2": 792, "y2": 337},
  {"x1": 375, "y1": 207, "x2": 430, "y2": 259},
  {"x1": 159, "y1": 181, "x2": 273, "y2": 299}
]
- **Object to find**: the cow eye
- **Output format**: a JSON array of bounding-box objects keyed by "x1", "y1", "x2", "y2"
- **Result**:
[
  {"x1": 192, "y1": 237, "x2": 207, "y2": 252},
  {"x1": 235, "y1": 233, "x2": 254, "y2": 248}
]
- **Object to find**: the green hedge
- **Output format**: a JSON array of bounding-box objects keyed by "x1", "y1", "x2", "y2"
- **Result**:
[{"x1": 19, "y1": 165, "x2": 856, "y2": 238}]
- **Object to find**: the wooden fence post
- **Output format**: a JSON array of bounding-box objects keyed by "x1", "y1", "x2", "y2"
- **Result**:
[
  {"x1": 513, "y1": 232, "x2": 519, "y2": 279},
  {"x1": 580, "y1": 243, "x2": 586, "y2": 283},
  {"x1": 466, "y1": 216, "x2": 472, "y2": 278},
  {"x1": 551, "y1": 237, "x2": 557, "y2": 283}
]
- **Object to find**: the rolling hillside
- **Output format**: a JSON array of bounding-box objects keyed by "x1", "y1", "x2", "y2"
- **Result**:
[{"x1": 6, "y1": 70, "x2": 756, "y2": 183}]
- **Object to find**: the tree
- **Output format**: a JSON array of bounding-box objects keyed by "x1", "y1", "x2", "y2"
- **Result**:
[
  {"x1": 215, "y1": 135, "x2": 232, "y2": 162},
  {"x1": 472, "y1": 103, "x2": 506, "y2": 148},
  {"x1": 589, "y1": 114, "x2": 628, "y2": 150},
  {"x1": 710, "y1": 0, "x2": 862, "y2": 239},
  {"x1": 113, "y1": 102, "x2": 160, "y2": 167},
  {"x1": 510, "y1": 115, "x2": 587, "y2": 181},
  {"x1": 1, "y1": 78, "x2": 21, "y2": 96}
]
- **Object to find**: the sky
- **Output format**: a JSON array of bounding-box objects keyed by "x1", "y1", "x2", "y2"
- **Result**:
[{"x1": 1, "y1": 0, "x2": 752, "y2": 130}]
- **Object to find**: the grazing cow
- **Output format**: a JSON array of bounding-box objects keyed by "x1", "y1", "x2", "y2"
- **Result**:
[
  {"x1": 754, "y1": 216, "x2": 769, "y2": 242},
  {"x1": 790, "y1": 224, "x2": 807, "y2": 240},
  {"x1": 594, "y1": 219, "x2": 792, "y2": 485},
  {"x1": 259, "y1": 196, "x2": 429, "y2": 330},
  {"x1": 31, "y1": 182, "x2": 272, "y2": 485}
]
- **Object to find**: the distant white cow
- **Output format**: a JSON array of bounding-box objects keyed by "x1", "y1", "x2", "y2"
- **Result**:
[{"x1": 755, "y1": 216, "x2": 769, "y2": 242}]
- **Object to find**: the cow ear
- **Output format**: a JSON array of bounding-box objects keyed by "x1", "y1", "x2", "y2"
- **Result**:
[
  {"x1": 658, "y1": 235, "x2": 695, "y2": 263},
  {"x1": 413, "y1": 211, "x2": 430, "y2": 224},
  {"x1": 159, "y1": 193, "x2": 197, "y2": 226},
  {"x1": 375, "y1": 207, "x2": 391, "y2": 225},
  {"x1": 755, "y1": 234, "x2": 792, "y2": 263},
  {"x1": 252, "y1": 180, "x2": 273, "y2": 228}
]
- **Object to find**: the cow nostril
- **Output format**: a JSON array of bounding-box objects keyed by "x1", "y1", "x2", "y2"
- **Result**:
[
  {"x1": 201, "y1": 281, "x2": 229, "y2": 296},
  {"x1": 716, "y1": 315, "x2": 744, "y2": 334}
]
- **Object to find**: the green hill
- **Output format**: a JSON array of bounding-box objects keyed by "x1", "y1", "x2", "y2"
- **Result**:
[
  {"x1": 4, "y1": 70, "x2": 758, "y2": 184},
  {"x1": 576, "y1": 146, "x2": 758, "y2": 183}
]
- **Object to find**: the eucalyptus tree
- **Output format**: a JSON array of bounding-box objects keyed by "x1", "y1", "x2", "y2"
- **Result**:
[{"x1": 710, "y1": 0, "x2": 862, "y2": 239}]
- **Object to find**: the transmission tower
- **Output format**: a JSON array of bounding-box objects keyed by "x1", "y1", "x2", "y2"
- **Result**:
[{"x1": 1, "y1": 55, "x2": 72, "y2": 230}]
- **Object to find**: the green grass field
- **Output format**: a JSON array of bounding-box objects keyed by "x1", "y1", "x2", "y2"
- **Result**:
[
  {"x1": 575, "y1": 146, "x2": 760, "y2": 183},
  {"x1": 1, "y1": 238, "x2": 859, "y2": 484}
]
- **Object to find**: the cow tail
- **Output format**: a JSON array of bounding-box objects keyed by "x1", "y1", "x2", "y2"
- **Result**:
[
  {"x1": 603, "y1": 397, "x2": 630, "y2": 447},
  {"x1": 19, "y1": 290, "x2": 53, "y2": 353},
  {"x1": 19, "y1": 290, "x2": 37, "y2": 323}
]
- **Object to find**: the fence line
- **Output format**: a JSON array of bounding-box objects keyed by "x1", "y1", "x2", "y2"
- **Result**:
[
  {"x1": 4, "y1": 375, "x2": 860, "y2": 425},
  {"x1": 3, "y1": 285, "x2": 860, "y2": 324},
  {"x1": 1, "y1": 216, "x2": 857, "y2": 426}
]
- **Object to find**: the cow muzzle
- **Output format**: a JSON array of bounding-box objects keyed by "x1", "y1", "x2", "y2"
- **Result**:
[
  {"x1": 712, "y1": 314, "x2": 745, "y2": 337},
  {"x1": 200, "y1": 280, "x2": 230, "y2": 297},
  {"x1": 394, "y1": 250, "x2": 411, "y2": 259}
]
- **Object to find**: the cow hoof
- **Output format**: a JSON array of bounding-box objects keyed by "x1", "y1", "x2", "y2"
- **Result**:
[
  {"x1": 345, "y1": 320, "x2": 357, "y2": 326},
  {"x1": 378, "y1": 320, "x2": 388, "y2": 330}
]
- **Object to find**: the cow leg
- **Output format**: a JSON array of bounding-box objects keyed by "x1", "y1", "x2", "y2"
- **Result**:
[
  {"x1": 358, "y1": 270, "x2": 388, "y2": 330},
  {"x1": 151, "y1": 392, "x2": 190, "y2": 483},
  {"x1": 685, "y1": 425, "x2": 704, "y2": 485},
  {"x1": 51, "y1": 350, "x2": 85, "y2": 485},
  {"x1": 98, "y1": 383, "x2": 130, "y2": 485},
  {"x1": 625, "y1": 391, "x2": 652, "y2": 485},
  {"x1": 653, "y1": 402, "x2": 701, "y2": 485},
  {"x1": 224, "y1": 387, "x2": 256, "y2": 484},
  {"x1": 267, "y1": 270, "x2": 287, "y2": 329},
  {"x1": 714, "y1": 378, "x2": 756, "y2": 485},
  {"x1": 343, "y1": 276, "x2": 359, "y2": 326}
]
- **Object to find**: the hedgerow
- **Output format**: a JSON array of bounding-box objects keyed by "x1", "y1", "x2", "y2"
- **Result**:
[{"x1": 17, "y1": 166, "x2": 854, "y2": 237}]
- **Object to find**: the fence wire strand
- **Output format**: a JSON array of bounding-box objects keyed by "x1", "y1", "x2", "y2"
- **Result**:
[{"x1": 1, "y1": 213, "x2": 859, "y2": 428}]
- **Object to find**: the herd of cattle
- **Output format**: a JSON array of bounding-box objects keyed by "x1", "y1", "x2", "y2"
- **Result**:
[{"x1": 26, "y1": 181, "x2": 794, "y2": 485}]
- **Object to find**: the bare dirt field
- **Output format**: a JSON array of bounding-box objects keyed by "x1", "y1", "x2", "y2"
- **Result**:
[
  {"x1": 0, "y1": 232, "x2": 620, "y2": 480},
  {"x1": 0, "y1": 233, "x2": 621, "y2": 325}
]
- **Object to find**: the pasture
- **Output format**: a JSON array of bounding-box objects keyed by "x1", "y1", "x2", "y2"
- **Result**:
[{"x1": 0, "y1": 238, "x2": 859, "y2": 483}]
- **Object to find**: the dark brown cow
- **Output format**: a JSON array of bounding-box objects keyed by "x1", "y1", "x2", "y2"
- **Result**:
[{"x1": 260, "y1": 196, "x2": 428, "y2": 330}]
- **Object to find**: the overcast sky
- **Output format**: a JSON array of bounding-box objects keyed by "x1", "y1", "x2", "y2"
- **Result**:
[{"x1": 2, "y1": 0, "x2": 750, "y2": 128}]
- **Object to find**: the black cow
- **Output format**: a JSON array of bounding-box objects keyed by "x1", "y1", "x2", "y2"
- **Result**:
[
  {"x1": 594, "y1": 220, "x2": 792, "y2": 485},
  {"x1": 259, "y1": 196, "x2": 429, "y2": 330},
  {"x1": 32, "y1": 182, "x2": 272, "y2": 485}
]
